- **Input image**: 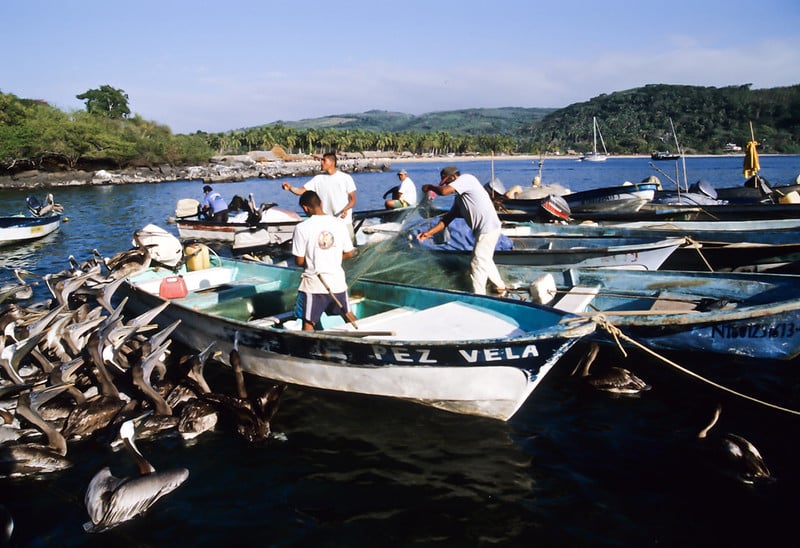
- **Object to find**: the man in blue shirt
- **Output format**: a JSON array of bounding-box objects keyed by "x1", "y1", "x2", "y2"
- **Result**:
[{"x1": 201, "y1": 185, "x2": 229, "y2": 223}]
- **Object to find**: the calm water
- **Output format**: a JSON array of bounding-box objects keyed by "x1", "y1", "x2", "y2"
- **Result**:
[{"x1": 2, "y1": 156, "x2": 800, "y2": 546}]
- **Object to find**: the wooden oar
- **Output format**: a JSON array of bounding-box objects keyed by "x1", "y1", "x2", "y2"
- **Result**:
[
  {"x1": 318, "y1": 330, "x2": 395, "y2": 338},
  {"x1": 317, "y1": 273, "x2": 359, "y2": 329}
]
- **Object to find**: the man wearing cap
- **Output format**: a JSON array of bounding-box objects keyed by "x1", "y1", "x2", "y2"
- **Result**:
[
  {"x1": 281, "y1": 152, "x2": 357, "y2": 242},
  {"x1": 384, "y1": 169, "x2": 418, "y2": 209},
  {"x1": 201, "y1": 185, "x2": 229, "y2": 223},
  {"x1": 417, "y1": 166, "x2": 507, "y2": 296}
]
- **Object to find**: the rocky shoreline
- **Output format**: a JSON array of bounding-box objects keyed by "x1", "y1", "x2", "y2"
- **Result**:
[{"x1": 0, "y1": 155, "x2": 394, "y2": 190}]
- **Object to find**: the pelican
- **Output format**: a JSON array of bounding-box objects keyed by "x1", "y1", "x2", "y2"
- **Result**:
[
  {"x1": 201, "y1": 333, "x2": 285, "y2": 442},
  {"x1": 0, "y1": 269, "x2": 37, "y2": 304},
  {"x1": 697, "y1": 404, "x2": 772, "y2": 484},
  {"x1": 0, "y1": 383, "x2": 73, "y2": 478},
  {"x1": 0, "y1": 331, "x2": 46, "y2": 384},
  {"x1": 103, "y1": 231, "x2": 154, "y2": 280},
  {"x1": 572, "y1": 342, "x2": 651, "y2": 395},
  {"x1": 83, "y1": 415, "x2": 189, "y2": 533},
  {"x1": 165, "y1": 341, "x2": 218, "y2": 408}
]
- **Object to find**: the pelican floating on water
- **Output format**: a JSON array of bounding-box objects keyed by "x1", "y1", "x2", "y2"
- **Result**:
[
  {"x1": 697, "y1": 404, "x2": 772, "y2": 484},
  {"x1": 84, "y1": 415, "x2": 189, "y2": 533},
  {"x1": 572, "y1": 342, "x2": 651, "y2": 395},
  {"x1": 0, "y1": 383, "x2": 73, "y2": 478}
]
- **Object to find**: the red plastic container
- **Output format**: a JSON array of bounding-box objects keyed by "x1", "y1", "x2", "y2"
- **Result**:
[{"x1": 159, "y1": 275, "x2": 188, "y2": 299}]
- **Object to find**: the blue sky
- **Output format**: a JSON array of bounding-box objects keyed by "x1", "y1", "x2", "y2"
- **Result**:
[{"x1": 3, "y1": 0, "x2": 799, "y2": 134}]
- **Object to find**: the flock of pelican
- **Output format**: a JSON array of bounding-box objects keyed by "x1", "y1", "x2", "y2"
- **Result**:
[{"x1": 0, "y1": 241, "x2": 286, "y2": 538}]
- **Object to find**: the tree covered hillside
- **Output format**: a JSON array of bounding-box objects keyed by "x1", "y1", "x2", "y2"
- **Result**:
[
  {"x1": 1, "y1": 83, "x2": 799, "y2": 176},
  {"x1": 530, "y1": 84, "x2": 800, "y2": 154}
]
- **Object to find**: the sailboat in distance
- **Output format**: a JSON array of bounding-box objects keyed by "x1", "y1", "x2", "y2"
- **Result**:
[{"x1": 581, "y1": 116, "x2": 608, "y2": 162}]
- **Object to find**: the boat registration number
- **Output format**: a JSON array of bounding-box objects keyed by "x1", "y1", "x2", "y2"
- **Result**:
[{"x1": 710, "y1": 322, "x2": 799, "y2": 339}]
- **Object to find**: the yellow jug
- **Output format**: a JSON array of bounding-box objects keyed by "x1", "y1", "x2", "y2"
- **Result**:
[{"x1": 185, "y1": 244, "x2": 210, "y2": 271}]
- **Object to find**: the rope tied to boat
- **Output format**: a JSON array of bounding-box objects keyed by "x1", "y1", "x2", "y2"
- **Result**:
[
  {"x1": 683, "y1": 236, "x2": 714, "y2": 272},
  {"x1": 585, "y1": 313, "x2": 800, "y2": 417}
]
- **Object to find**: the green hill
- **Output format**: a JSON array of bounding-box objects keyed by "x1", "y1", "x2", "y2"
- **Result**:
[
  {"x1": 272, "y1": 107, "x2": 555, "y2": 135},
  {"x1": 264, "y1": 84, "x2": 800, "y2": 154}
]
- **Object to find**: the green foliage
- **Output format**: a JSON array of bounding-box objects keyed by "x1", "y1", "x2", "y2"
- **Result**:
[
  {"x1": 531, "y1": 84, "x2": 800, "y2": 155},
  {"x1": 0, "y1": 90, "x2": 214, "y2": 173},
  {"x1": 1, "y1": 83, "x2": 798, "y2": 176},
  {"x1": 76, "y1": 85, "x2": 131, "y2": 119}
]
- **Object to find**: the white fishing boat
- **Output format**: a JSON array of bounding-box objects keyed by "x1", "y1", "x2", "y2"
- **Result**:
[
  {"x1": 119, "y1": 255, "x2": 595, "y2": 420},
  {"x1": 0, "y1": 195, "x2": 63, "y2": 246},
  {"x1": 173, "y1": 196, "x2": 301, "y2": 246}
]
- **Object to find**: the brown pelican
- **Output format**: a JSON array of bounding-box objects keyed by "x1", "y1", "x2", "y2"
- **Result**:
[
  {"x1": 132, "y1": 340, "x2": 174, "y2": 417},
  {"x1": 0, "y1": 269, "x2": 37, "y2": 304},
  {"x1": 165, "y1": 342, "x2": 218, "y2": 408},
  {"x1": 0, "y1": 383, "x2": 73, "y2": 478},
  {"x1": 201, "y1": 333, "x2": 285, "y2": 442},
  {"x1": 697, "y1": 404, "x2": 772, "y2": 484},
  {"x1": 0, "y1": 331, "x2": 46, "y2": 384},
  {"x1": 43, "y1": 268, "x2": 100, "y2": 309},
  {"x1": 83, "y1": 415, "x2": 189, "y2": 533},
  {"x1": 572, "y1": 342, "x2": 651, "y2": 395},
  {"x1": 31, "y1": 193, "x2": 62, "y2": 217},
  {"x1": 103, "y1": 231, "x2": 154, "y2": 280}
]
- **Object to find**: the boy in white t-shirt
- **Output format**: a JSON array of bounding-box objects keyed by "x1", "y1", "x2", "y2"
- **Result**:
[{"x1": 291, "y1": 190, "x2": 356, "y2": 331}]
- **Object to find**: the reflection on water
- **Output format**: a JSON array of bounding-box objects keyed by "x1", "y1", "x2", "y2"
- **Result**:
[{"x1": 0, "y1": 230, "x2": 64, "y2": 271}]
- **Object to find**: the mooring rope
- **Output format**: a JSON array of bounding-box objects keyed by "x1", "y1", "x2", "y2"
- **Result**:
[
  {"x1": 576, "y1": 313, "x2": 800, "y2": 416},
  {"x1": 683, "y1": 236, "x2": 714, "y2": 272}
]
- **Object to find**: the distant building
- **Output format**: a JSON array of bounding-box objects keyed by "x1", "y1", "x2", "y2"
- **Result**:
[{"x1": 723, "y1": 143, "x2": 742, "y2": 152}]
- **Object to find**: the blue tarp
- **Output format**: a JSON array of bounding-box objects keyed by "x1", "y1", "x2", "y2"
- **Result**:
[{"x1": 412, "y1": 217, "x2": 513, "y2": 251}]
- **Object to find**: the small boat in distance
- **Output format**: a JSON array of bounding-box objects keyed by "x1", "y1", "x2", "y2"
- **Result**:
[
  {"x1": 651, "y1": 151, "x2": 680, "y2": 161},
  {"x1": 0, "y1": 195, "x2": 63, "y2": 247},
  {"x1": 119, "y1": 254, "x2": 595, "y2": 421},
  {"x1": 580, "y1": 117, "x2": 608, "y2": 162},
  {"x1": 172, "y1": 195, "x2": 301, "y2": 246}
]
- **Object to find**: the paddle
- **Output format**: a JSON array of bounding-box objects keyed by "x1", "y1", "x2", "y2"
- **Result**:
[{"x1": 317, "y1": 273, "x2": 359, "y2": 329}]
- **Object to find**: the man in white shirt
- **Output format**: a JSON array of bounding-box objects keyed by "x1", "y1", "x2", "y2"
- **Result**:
[
  {"x1": 291, "y1": 190, "x2": 355, "y2": 331},
  {"x1": 282, "y1": 152, "x2": 357, "y2": 241},
  {"x1": 417, "y1": 165, "x2": 507, "y2": 296},
  {"x1": 384, "y1": 169, "x2": 418, "y2": 209}
]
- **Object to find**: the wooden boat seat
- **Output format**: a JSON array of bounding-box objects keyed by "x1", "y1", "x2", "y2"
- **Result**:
[
  {"x1": 648, "y1": 291, "x2": 701, "y2": 313},
  {"x1": 132, "y1": 266, "x2": 235, "y2": 296},
  {"x1": 552, "y1": 285, "x2": 601, "y2": 314},
  {"x1": 249, "y1": 310, "x2": 296, "y2": 328},
  {"x1": 328, "y1": 306, "x2": 417, "y2": 331},
  {"x1": 329, "y1": 301, "x2": 525, "y2": 341}
]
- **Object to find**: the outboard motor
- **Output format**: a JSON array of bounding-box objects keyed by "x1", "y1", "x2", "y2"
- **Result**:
[
  {"x1": 26, "y1": 195, "x2": 42, "y2": 216},
  {"x1": 484, "y1": 177, "x2": 507, "y2": 199},
  {"x1": 539, "y1": 194, "x2": 571, "y2": 222},
  {"x1": 689, "y1": 180, "x2": 718, "y2": 200}
]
